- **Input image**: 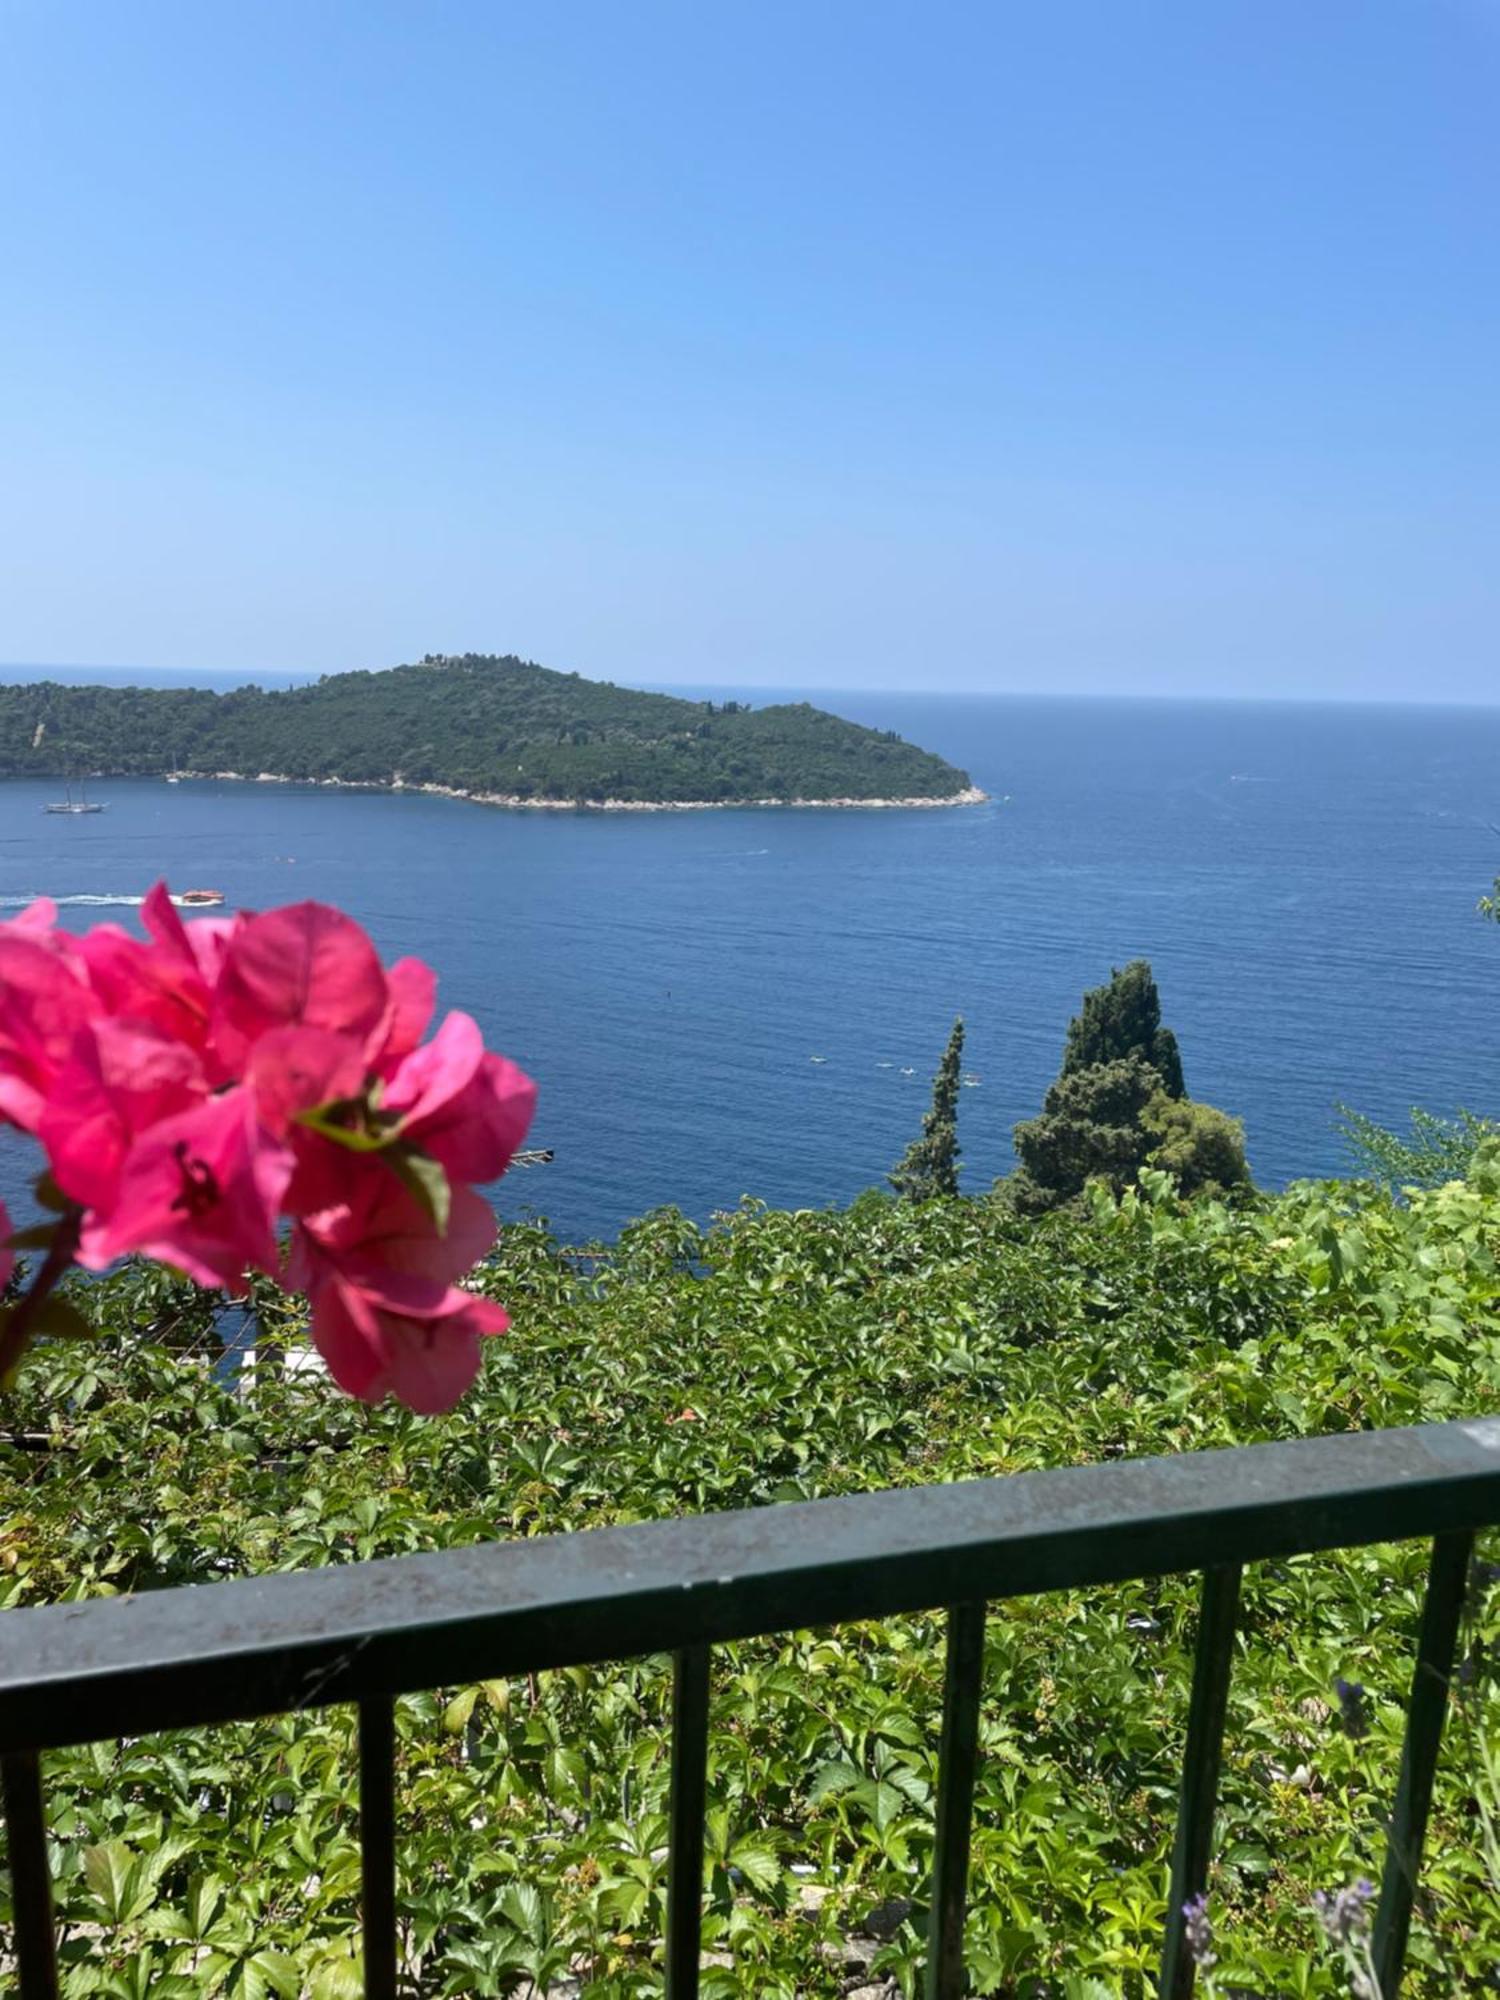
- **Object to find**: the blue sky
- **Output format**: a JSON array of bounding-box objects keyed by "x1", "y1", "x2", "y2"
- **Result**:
[{"x1": 2, "y1": 2, "x2": 1496, "y2": 698}]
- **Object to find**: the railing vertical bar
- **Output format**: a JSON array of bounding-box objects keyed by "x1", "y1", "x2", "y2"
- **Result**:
[
  {"x1": 666, "y1": 1644, "x2": 711, "y2": 2000},
  {"x1": 1372, "y1": 1529, "x2": 1473, "y2": 2000},
  {"x1": 1159, "y1": 1563, "x2": 1242, "y2": 2000},
  {"x1": 359, "y1": 1692, "x2": 398, "y2": 2000},
  {"x1": 924, "y1": 1599, "x2": 987, "y2": 2000},
  {"x1": 1, "y1": 1750, "x2": 60, "y2": 2000}
]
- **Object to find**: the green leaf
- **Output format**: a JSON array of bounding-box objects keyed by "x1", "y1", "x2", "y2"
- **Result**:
[
  {"x1": 243, "y1": 1952, "x2": 300, "y2": 2000},
  {"x1": 308, "y1": 1955, "x2": 363, "y2": 2000},
  {"x1": 187, "y1": 1874, "x2": 225, "y2": 1936},
  {"x1": 82, "y1": 1841, "x2": 147, "y2": 1924},
  {"x1": 295, "y1": 1104, "x2": 388, "y2": 1153},
  {"x1": 499, "y1": 1881, "x2": 545, "y2": 1942},
  {"x1": 385, "y1": 1145, "x2": 451, "y2": 1233},
  {"x1": 728, "y1": 1840, "x2": 781, "y2": 1892},
  {"x1": 442, "y1": 1687, "x2": 478, "y2": 1735},
  {"x1": 808, "y1": 1757, "x2": 860, "y2": 1802}
]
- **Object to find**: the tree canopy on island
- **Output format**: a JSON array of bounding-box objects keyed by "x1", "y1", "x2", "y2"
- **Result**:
[{"x1": 0, "y1": 654, "x2": 974, "y2": 806}]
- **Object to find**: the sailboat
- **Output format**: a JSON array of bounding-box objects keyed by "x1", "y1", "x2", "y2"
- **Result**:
[{"x1": 43, "y1": 778, "x2": 106, "y2": 816}]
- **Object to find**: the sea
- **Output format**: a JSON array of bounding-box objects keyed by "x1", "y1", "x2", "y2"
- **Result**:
[{"x1": 1, "y1": 690, "x2": 1497, "y2": 1246}]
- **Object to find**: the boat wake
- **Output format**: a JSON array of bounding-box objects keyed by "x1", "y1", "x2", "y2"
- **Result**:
[{"x1": 0, "y1": 893, "x2": 148, "y2": 909}]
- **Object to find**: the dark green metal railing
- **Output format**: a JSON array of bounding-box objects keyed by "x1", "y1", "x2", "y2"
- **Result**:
[{"x1": 2, "y1": 1416, "x2": 1498, "y2": 1999}]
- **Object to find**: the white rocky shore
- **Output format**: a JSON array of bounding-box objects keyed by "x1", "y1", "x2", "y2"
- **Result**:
[{"x1": 181, "y1": 772, "x2": 989, "y2": 812}]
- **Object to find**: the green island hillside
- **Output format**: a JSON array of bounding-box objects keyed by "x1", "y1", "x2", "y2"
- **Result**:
[{"x1": 0, "y1": 654, "x2": 977, "y2": 807}]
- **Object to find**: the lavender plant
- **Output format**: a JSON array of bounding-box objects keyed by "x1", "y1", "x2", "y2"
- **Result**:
[
  {"x1": 1181, "y1": 1891, "x2": 1220, "y2": 1994},
  {"x1": 1311, "y1": 1878, "x2": 1380, "y2": 1999}
]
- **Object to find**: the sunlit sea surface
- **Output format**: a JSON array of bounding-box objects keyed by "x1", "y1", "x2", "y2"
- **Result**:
[{"x1": 1, "y1": 693, "x2": 1496, "y2": 1244}]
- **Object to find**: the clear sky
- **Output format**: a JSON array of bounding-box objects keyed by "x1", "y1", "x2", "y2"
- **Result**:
[{"x1": 2, "y1": 2, "x2": 1496, "y2": 699}]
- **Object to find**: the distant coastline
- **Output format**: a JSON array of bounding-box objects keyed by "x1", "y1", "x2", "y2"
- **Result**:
[{"x1": 175, "y1": 771, "x2": 990, "y2": 812}]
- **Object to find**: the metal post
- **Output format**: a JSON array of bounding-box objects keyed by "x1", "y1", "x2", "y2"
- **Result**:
[
  {"x1": 925, "y1": 1601, "x2": 988, "y2": 2000},
  {"x1": 1, "y1": 1750, "x2": 60, "y2": 2000},
  {"x1": 1372, "y1": 1531, "x2": 1473, "y2": 1999},
  {"x1": 359, "y1": 1692, "x2": 398, "y2": 2000},
  {"x1": 666, "y1": 1645, "x2": 711, "y2": 2000},
  {"x1": 1160, "y1": 1565, "x2": 1241, "y2": 1999}
]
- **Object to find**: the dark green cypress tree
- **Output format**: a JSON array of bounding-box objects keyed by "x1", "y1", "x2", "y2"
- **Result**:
[
  {"x1": 1007, "y1": 960, "x2": 1249, "y2": 1211},
  {"x1": 890, "y1": 1016, "x2": 964, "y2": 1199},
  {"x1": 1009, "y1": 1054, "x2": 1161, "y2": 1213},
  {"x1": 1061, "y1": 959, "x2": 1185, "y2": 1098}
]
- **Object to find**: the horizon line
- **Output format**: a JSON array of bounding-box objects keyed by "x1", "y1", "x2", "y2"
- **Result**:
[{"x1": 2, "y1": 658, "x2": 1498, "y2": 714}]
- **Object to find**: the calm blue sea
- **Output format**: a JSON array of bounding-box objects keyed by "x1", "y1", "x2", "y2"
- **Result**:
[{"x1": 1, "y1": 694, "x2": 1496, "y2": 1244}]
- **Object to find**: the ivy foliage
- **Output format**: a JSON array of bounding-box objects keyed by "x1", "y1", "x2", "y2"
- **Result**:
[{"x1": 2, "y1": 1166, "x2": 1499, "y2": 1996}]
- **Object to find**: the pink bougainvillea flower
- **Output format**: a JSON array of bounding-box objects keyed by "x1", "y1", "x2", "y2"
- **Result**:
[
  {"x1": 77, "y1": 1087, "x2": 292, "y2": 1292},
  {"x1": 291, "y1": 1167, "x2": 508, "y2": 1412},
  {"x1": 376, "y1": 957, "x2": 438, "y2": 1068},
  {"x1": 245, "y1": 1023, "x2": 373, "y2": 1217},
  {"x1": 383, "y1": 1010, "x2": 537, "y2": 1183},
  {"x1": 211, "y1": 901, "x2": 390, "y2": 1072},
  {"x1": 2, "y1": 898, "x2": 58, "y2": 936},
  {"x1": 0, "y1": 882, "x2": 536, "y2": 1413},
  {"x1": 40, "y1": 1018, "x2": 207, "y2": 1211},
  {"x1": 303, "y1": 1268, "x2": 507, "y2": 1413},
  {"x1": 140, "y1": 880, "x2": 242, "y2": 995},
  {"x1": 0, "y1": 932, "x2": 97, "y2": 1134},
  {"x1": 294, "y1": 1167, "x2": 499, "y2": 1292},
  {"x1": 74, "y1": 924, "x2": 213, "y2": 1057},
  {"x1": 245, "y1": 1023, "x2": 369, "y2": 1139}
]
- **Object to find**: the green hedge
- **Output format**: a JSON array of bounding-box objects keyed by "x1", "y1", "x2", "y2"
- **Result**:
[{"x1": 2, "y1": 1169, "x2": 1498, "y2": 1996}]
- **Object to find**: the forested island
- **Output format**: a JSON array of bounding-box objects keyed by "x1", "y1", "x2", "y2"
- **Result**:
[{"x1": 0, "y1": 653, "x2": 979, "y2": 808}]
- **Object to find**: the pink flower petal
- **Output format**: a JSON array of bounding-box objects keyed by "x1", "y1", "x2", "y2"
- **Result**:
[
  {"x1": 246, "y1": 1024, "x2": 369, "y2": 1138},
  {"x1": 301, "y1": 1168, "x2": 498, "y2": 1290},
  {"x1": 141, "y1": 885, "x2": 238, "y2": 988},
  {"x1": 378, "y1": 958, "x2": 437, "y2": 1067},
  {"x1": 3, "y1": 898, "x2": 57, "y2": 935},
  {"x1": 212, "y1": 901, "x2": 390, "y2": 1070},
  {"x1": 40, "y1": 1020, "x2": 206, "y2": 1211},
  {"x1": 307, "y1": 1268, "x2": 506, "y2": 1412},
  {"x1": 385, "y1": 1014, "x2": 537, "y2": 1183},
  {"x1": 384, "y1": 1010, "x2": 483, "y2": 1123},
  {"x1": 77, "y1": 1088, "x2": 292, "y2": 1292},
  {"x1": 74, "y1": 924, "x2": 212, "y2": 1054},
  {"x1": 140, "y1": 881, "x2": 196, "y2": 967},
  {"x1": 0, "y1": 933, "x2": 98, "y2": 1134}
]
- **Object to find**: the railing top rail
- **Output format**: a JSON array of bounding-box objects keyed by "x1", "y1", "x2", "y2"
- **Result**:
[{"x1": 1, "y1": 1417, "x2": 1497, "y2": 1754}]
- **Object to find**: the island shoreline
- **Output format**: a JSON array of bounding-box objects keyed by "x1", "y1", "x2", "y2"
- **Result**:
[{"x1": 169, "y1": 771, "x2": 990, "y2": 812}]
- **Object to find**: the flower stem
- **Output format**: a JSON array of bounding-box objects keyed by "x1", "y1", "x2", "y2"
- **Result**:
[{"x1": 0, "y1": 1209, "x2": 84, "y2": 1387}]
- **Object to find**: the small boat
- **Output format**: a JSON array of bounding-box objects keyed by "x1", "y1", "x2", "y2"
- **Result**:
[
  {"x1": 43, "y1": 779, "x2": 106, "y2": 815},
  {"x1": 172, "y1": 888, "x2": 226, "y2": 908},
  {"x1": 808, "y1": 1055, "x2": 827, "y2": 1065},
  {"x1": 165, "y1": 773, "x2": 182, "y2": 785}
]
